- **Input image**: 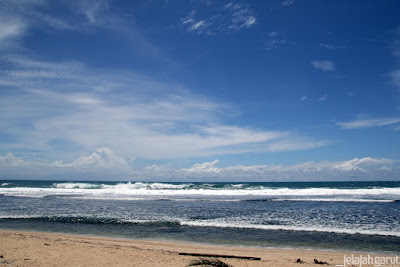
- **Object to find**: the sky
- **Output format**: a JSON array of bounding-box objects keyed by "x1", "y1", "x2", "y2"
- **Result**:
[{"x1": 0, "y1": 0, "x2": 400, "y2": 181}]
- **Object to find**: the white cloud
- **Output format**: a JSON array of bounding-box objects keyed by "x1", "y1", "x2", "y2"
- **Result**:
[
  {"x1": 337, "y1": 117, "x2": 400, "y2": 129},
  {"x1": 0, "y1": 148, "x2": 129, "y2": 180},
  {"x1": 0, "y1": 55, "x2": 327, "y2": 161},
  {"x1": 1, "y1": 148, "x2": 126, "y2": 170},
  {"x1": 24, "y1": 93, "x2": 289, "y2": 159},
  {"x1": 333, "y1": 157, "x2": 394, "y2": 172},
  {"x1": 2, "y1": 152, "x2": 398, "y2": 181},
  {"x1": 185, "y1": 159, "x2": 220, "y2": 173},
  {"x1": 311, "y1": 60, "x2": 335, "y2": 72},
  {"x1": 0, "y1": 153, "x2": 29, "y2": 167},
  {"x1": 132, "y1": 157, "x2": 400, "y2": 181},
  {"x1": 0, "y1": 1, "x2": 326, "y2": 170},
  {"x1": 52, "y1": 147, "x2": 127, "y2": 169},
  {"x1": 0, "y1": 20, "x2": 25, "y2": 45}
]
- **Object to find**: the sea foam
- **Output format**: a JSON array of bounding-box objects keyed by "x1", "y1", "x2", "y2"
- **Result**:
[{"x1": 0, "y1": 182, "x2": 400, "y2": 201}]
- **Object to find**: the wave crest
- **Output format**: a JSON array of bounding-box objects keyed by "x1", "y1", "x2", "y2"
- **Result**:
[
  {"x1": 0, "y1": 182, "x2": 399, "y2": 201},
  {"x1": 53, "y1": 183, "x2": 101, "y2": 189}
]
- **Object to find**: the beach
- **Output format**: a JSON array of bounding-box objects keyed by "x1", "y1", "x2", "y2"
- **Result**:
[
  {"x1": 2, "y1": 230, "x2": 395, "y2": 267},
  {"x1": 1, "y1": 0, "x2": 400, "y2": 264}
]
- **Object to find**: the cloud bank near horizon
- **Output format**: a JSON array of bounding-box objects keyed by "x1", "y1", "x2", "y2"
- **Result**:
[{"x1": 1, "y1": 148, "x2": 398, "y2": 181}]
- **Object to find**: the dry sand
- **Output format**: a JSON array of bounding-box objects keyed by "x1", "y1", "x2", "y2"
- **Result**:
[{"x1": 0, "y1": 230, "x2": 395, "y2": 266}]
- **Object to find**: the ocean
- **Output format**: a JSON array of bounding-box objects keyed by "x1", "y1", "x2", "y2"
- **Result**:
[{"x1": 1, "y1": 180, "x2": 400, "y2": 253}]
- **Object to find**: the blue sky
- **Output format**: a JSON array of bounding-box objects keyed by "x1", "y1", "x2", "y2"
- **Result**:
[{"x1": 0, "y1": 0, "x2": 400, "y2": 181}]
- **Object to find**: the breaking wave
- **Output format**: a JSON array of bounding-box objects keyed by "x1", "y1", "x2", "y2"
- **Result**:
[
  {"x1": 179, "y1": 220, "x2": 400, "y2": 237},
  {"x1": 0, "y1": 182, "x2": 400, "y2": 201},
  {"x1": 53, "y1": 183, "x2": 102, "y2": 189},
  {"x1": 1, "y1": 215, "x2": 399, "y2": 237}
]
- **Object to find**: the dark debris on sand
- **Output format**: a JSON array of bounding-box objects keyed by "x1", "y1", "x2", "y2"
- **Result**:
[
  {"x1": 187, "y1": 257, "x2": 233, "y2": 267},
  {"x1": 314, "y1": 259, "x2": 329, "y2": 265}
]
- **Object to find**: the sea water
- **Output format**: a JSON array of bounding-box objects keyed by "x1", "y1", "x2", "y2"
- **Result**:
[{"x1": 1, "y1": 180, "x2": 399, "y2": 253}]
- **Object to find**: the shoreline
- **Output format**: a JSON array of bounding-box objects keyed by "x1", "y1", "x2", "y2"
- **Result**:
[{"x1": 1, "y1": 230, "x2": 397, "y2": 266}]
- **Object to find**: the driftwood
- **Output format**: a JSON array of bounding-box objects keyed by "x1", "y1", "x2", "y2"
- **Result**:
[{"x1": 178, "y1": 252, "x2": 261, "y2": 261}]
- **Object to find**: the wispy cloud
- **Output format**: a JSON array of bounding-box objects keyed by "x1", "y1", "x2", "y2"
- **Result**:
[
  {"x1": 0, "y1": 0, "x2": 75, "y2": 33},
  {"x1": 317, "y1": 95, "x2": 328, "y2": 102},
  {"x1": 311, "y1": 60, "x2": 335, "y2": 72},
  {"x1": 225, "y1": 2, "x2": 256, "y2": 30},
  {"x1": 77, "y1": 0, "x2": 111, "y2": 24},
  {"x1": 180, "y1": 2, "x2": 256, "y2": 35},
  {"x1": 0, "y1": 0, "x2": 134, "y2": 47},
  {"x1": 3, "y1": 55, "x2": 84, "y2": 80},
  {"x1": 388, "y1": 26, "x2": 400, "y2": 91},
  {"x1": 337, "y1": 116, "x2": 400, "y2": 129},
  {"x1": 190, "y1": 20, "x2": 207, "y2": 31},
  {"x1": 281, "y1": 0, "x2": 295, "y2": 6},
  {"x1": 265, "y1": 139, "x2": 328, "y2": 152},
  {"x1": 388, "y1": 69, "x2": 400, "y2": 89},
  {"x1": 0, "y1": 0, "x2": 325, "y2": 162},
  {"x1": 265, "y1": 32, "x2": 296, "y2": 50},
  {"x1": 0, "y1": 20, "x2": 25, "y2": 47},
  {"x1": 320, "y1": 43, "x2": 347, "y2": 50},
  {"x1": 0, "y1": 54, "x2": 327, "y2": 161},
  {"x1": 181, "y1": 11, "x2": 211, "y2": 34}
]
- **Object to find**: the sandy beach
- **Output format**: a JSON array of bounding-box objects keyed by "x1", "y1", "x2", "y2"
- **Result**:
[{"x1": 0, "y1": 230, "x2": 395, "y2": 267}]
